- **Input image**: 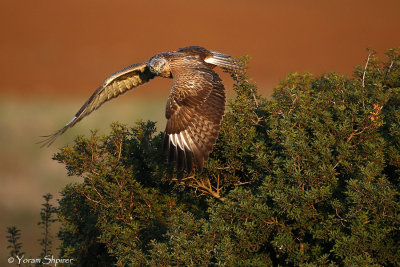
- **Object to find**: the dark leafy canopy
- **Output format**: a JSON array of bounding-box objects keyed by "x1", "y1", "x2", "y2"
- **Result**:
[{"x1": 55, "y1": 50, "x2": 400, "y2": 266}]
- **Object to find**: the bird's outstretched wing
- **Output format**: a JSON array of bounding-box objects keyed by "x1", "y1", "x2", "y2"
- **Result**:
[
  {"x1": 39, "y1": 62, "x2": 155, "y2": 147},
  {"x1": 164, "y1": 59, "x2": 226, "y2": 171}
]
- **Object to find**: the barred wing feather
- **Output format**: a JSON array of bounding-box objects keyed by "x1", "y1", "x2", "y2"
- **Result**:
[{"x1": 39, "y1": 62, "x2": 155, "y2": 147}]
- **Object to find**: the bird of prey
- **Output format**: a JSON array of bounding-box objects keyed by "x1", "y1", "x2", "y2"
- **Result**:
[{"x1": 40, "y1": 46, "x2": 242, "y2": 172}]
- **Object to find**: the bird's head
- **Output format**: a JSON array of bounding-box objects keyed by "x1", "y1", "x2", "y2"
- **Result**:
[{"x1": 148, "y1": 55, "x2": 170, "y2": 77}]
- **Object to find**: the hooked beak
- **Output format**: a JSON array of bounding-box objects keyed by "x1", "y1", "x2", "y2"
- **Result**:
[{"x1": 149, "y1": 65, "x2": 161, "y2": 75}]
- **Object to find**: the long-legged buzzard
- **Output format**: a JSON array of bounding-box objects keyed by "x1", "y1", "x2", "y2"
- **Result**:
[{"x1": 40, "y1": 46, "x2": 241, "y2": 172}]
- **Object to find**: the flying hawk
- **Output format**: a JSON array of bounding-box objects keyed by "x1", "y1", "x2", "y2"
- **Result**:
[{"x1": 40, "y1": 46, "x2": 242, "y2": 172}]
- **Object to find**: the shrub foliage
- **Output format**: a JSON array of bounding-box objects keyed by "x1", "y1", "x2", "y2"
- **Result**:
[{"x1": 54, "y1": 50, "x2": 400, "y2": 266}]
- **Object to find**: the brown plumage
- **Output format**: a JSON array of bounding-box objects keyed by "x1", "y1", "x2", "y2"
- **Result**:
[{"x1": 39, "y1": 46, "x2": 241, "y2": 172}]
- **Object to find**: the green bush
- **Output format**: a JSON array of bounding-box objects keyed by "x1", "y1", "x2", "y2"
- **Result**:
[{"x1": 54, "y1": 50, "x2": 400, "y2": 266}]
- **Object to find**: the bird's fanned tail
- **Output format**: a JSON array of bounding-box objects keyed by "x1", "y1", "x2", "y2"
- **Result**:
[{"x1": 205, "y1": 51, "x2": 243, "y2": 72}]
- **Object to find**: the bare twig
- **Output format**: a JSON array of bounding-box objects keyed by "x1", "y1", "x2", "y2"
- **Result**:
[
  {"x1": 332, "y1": 159, "x2": 342, "y2": 170},
  {"x1": 77, "y1": 187, "x2": 104, "y2": 206},
  {"x1": 362, "y1": 53, "x2": 371, "y2": 88},
  {"x1": 383, "y1": 59, "x2": 395, "y2": 84},
  {"x1": 251, "y1": 88, "x2": 259, "y2": 107},
  {"x1": 234, "y1": 181, "x2": 251, "y2": 186},
  {"x1": 335, "y1": 208, "x2": 348, "y2": 227},
  {"x1": 361, "y1": 52, "x2": 371, "y2": 110},
  {"x1": 173, "y1": 174, "x2": 226, "y2": 201},
  {"x1": 86, "y1": 175, "x2": 104, "y2": 200},
  {"x1": 388, "y1": 59, "x2": 394, "y2": 73},
  {"x1": 195, "y1": 176, "x2": 225, "y2": 201}
]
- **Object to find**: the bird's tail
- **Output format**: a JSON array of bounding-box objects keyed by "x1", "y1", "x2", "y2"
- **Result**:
[{"x1": 205, "y1": 51, "x2": 243, "y2": 72}]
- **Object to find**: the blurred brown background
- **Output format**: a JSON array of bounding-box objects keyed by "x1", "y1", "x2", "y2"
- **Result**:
[{"x1": 1, "y1": 0, "x2": 399, "y2": 261}]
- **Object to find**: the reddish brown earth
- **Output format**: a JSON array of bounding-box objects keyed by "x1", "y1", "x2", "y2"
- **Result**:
[{"x1": 1, "y1": 0, "x2": 399, "y2": 98}]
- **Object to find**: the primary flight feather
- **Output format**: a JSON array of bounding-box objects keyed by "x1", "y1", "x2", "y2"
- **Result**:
[{"x1": 40, "y1": 46, "x2": 242, "y2": 172}]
